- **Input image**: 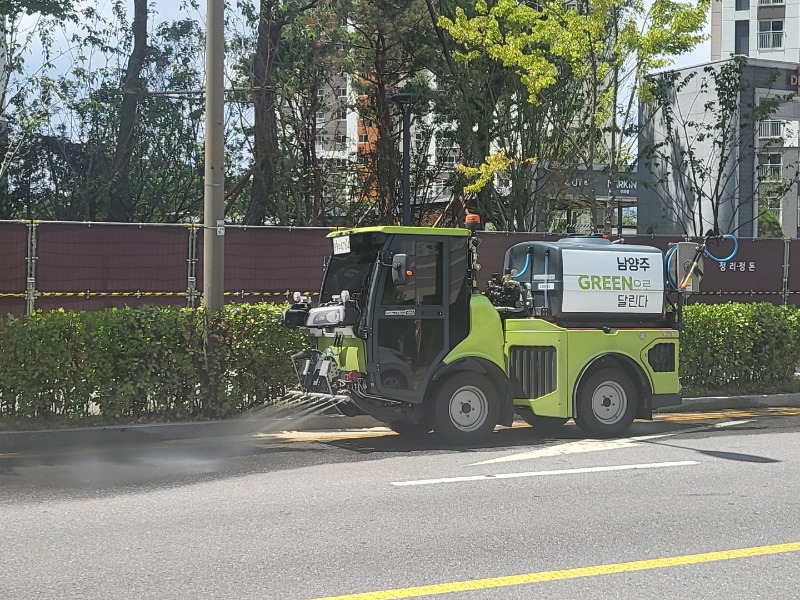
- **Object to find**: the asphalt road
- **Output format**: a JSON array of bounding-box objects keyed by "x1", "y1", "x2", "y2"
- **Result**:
[{"x1": 2, "y1": 409, "x2": 800, "y2": 599}]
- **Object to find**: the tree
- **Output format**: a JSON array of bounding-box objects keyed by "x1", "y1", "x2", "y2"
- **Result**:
[
  {"x1": 439, "y1": 0, "x2": 709, "y2": 232},
  {"x1": 107, "y1": 0, "x2": 148, "y2": 221},
  {"x1": 0, "y1": 0, "x2": 73, "y2": 18},
  {"x1": 1, "y1": 2, "x2": 210, "y2": 221},
  {"x1": 244, "y1": 0, "x2": 329, "y2": 225},
  {"x1": 639, "y1": 56, "x2": 800, "y2": 238}
]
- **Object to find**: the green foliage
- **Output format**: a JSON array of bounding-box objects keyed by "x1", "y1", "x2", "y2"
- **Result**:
[
  {"x1": 439, "y1": 0, "x2": 710, "y2": 232},
  {"x1": 757, "y1": 209, "x2": 784, "y2": 239},
  {"x1": 2, "y1": 302, "x2": 798, "y2": 425},
  {"x1": 0, "y1": 0, "x2": 72, "y2": 17},
  {"x1": 0, "y1": 304, "x2": 307, "y2": 422},
  {"x1": 681, "y1": 303, "x2": 800, "y2": 390}
]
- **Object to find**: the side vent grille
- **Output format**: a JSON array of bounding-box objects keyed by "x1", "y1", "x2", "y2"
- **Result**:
[
  {"x1": 509, "y1": 346, "x2": 557, "y2": 399},
  {"x1": 648, "y1": 343, "x2": 676, "y2": 372}
]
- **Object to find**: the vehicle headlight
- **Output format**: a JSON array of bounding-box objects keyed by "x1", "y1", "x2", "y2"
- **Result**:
[{"x1": 306, "y1": 306, "x2": 345, "y2": 327}]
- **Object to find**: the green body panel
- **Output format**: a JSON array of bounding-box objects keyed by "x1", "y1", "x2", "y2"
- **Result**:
[
  {"x1": 504, "y1": 319, "x2": 680, "y2": 418},
  {"x1": 443, "y1": 295, "x2": 506, "y2": 371},
  {"x1": 316, "y1": 336, "x2": 367, "y2": 372},
  {"x1": 328, "y1": 226, "x2": 469, "y2": 238}
]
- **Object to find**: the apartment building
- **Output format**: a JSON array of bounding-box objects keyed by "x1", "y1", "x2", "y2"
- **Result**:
[
  {"x1": 711, "y1": 0, "x2": 800, "y2": 62},
  {"x1": 314, "y1": 74, "x2": 458, "y2": 219},
  {"x1": 638, "y1": 58, "x2": 800, "y2": 238}
]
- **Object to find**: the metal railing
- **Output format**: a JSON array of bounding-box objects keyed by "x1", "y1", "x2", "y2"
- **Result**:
[
  {"x1": 759, "y1": 0, "x2": 784, "y2": 5},
  {"x1": 759, "y1": 120, "x2": 784, "y2": 139},
  {"x1": 758, "y1": 32, "x2": 784, "y2": 50},
  {"x1": 758, "y1": 164, "x2": 782, "y2": 179}
]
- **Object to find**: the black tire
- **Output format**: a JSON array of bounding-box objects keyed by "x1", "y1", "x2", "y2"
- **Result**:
[
  {"x1": 518, "y1": 411, "x2": 568, "y2": 434},
  {"x1": 432, "y1": 373, "x2": 499, "y2": 445},
  {"x1": 574, "y1": 367, "x2": 638, "y2": 438}
]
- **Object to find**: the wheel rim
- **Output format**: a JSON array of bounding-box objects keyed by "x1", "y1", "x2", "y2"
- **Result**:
[
  {"x1": 590, "y1": 380, "x2": 628, "y2": 425},
  {"x1": 448, "y1": 385, "x2": 489, "y2": 432}
]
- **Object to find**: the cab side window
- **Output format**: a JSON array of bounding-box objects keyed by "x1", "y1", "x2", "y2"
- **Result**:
[{"x1": 381, "y1": 241, "x2": 443, "y2": 306}]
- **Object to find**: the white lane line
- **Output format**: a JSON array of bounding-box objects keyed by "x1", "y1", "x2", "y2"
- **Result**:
[
  {"x1": 471, "y1": 419, "x2": 755, "y2": 466},
  {"x1": 391, "y1": 460, "x2": 699, "y2": 487}
]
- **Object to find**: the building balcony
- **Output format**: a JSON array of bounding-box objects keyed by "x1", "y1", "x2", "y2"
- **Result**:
[
  {"x1": 759, "y1": 120, "x2": 784, "y2": 139},
  {"x1": 757, "y1": 32, "x2": 783, "y2": 50},
  {"x1": 758, "y1": 164, "x2": 782, "y2": 179}
]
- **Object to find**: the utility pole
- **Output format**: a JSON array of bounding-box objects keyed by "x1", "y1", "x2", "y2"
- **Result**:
[{"x1": 203, "y1": 0, "x2": 225, "y2": 312}]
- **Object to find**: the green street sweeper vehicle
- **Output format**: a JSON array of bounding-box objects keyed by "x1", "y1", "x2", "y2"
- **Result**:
[{"x1": 282, "y1": 223, "x2": 707, "y2": 444}]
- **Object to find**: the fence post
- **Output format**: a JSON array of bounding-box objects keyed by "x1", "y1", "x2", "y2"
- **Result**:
[
  {"x1": 25, "y1": 220, "x2": 38, "y2": 315},
  {"x1": 783, "y1": 238, "x2": 790, "y2": 306},
  {"x1": 186, "y1": 224, "x2": 199, "y2": 308}
]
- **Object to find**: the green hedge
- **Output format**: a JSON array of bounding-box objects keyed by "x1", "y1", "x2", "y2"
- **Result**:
[
  {"x1": 680, "y1": 303, "x2": 800, "y2": 389},
  {"x1": 0, "y1": 303, "x2": 306, "y2": 421},
  {"x1": 0, "y1": 302, "x2": 798, "y2": 424}
]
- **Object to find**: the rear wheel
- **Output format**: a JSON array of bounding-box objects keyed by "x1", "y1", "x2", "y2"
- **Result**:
[
  {"x1": 432, "y1": 373, "x2": 499, "y2": 445},
  {"x1": 574, "y1": 368, "x2": 637, "y2": 438},
  {"x1": 518, "y1": 411, "x2": 568, "y2": 434}
]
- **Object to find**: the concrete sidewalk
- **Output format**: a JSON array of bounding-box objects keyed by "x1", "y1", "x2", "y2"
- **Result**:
[{"x1": 2, "y1": 393, "x2": 799, "y2": 453}]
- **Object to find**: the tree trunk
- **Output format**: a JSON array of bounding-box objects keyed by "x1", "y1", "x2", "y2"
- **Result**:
[
  {"x1": 108, "y1": 0, "x2": 148, "y2": 222},
  {"x1": 246, "y1": 1, "x2": 284, "y2": 225},
  {"x1": 372, "y1": 29, "x2": 398, "y2": 222}
]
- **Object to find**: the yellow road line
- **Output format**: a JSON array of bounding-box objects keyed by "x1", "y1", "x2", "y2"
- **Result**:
[
  {"x1": 655, "y1": 408, "x2": 800, "y2": 422},
  {"x1": 307, "y1": 542, "x2": 800, "y2": 600}
]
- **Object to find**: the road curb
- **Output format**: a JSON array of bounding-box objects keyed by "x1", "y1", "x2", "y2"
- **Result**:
[
  {"x1": 2, "y1": 394, "x2": 799, "y2": 453},
  {"x1": 657, "y1": 393, "x2": 800, "y2": 413}
]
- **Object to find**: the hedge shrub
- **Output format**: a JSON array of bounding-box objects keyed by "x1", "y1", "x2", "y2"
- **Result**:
[
  {"x1": 0, "y1": 303, "x2": 306, "y2": 421},
  {"x1": 680, "y1": 303, "x2": 800, "y2": 389},
  {"x1": 0, "y1": 302, "x2": 798, "y2": 424}
]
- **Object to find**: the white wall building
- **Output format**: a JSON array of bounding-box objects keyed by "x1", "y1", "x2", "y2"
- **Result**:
[{"x1": 712, "y1": 0, "x2": 800, "y2": 62}]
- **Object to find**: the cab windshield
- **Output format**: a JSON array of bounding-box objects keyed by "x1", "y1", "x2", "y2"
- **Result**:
[{"x1": 319, "y1": 233, "x2": 384, "y2": 306}]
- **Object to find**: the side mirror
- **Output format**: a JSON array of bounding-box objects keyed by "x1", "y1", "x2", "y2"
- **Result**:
[{"x1": 391, "y1": 253, "x2": 408, "y2": 284}]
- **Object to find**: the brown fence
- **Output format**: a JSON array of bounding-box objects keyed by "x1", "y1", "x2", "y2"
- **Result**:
[{"x1": 1, "y1": 221, "x2": 799, "y2": 316}]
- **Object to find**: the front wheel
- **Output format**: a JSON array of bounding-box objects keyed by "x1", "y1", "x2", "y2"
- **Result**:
[
  {"x1": 432, "y1": 374, "x2": 499, "y2": 445},
  {"x1": 574, "y1": 368, "x2": 638, "y2": 438}
]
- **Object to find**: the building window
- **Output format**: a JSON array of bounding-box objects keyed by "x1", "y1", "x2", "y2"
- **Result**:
[
  {"x1": 758, "y1": 20, "x2": 783, "y2": 49},
  {"x1": 335, "y1": 87, "x2": 347, "y2": 100},
  {"x1": 734, "y1": 21, "x2": 749, "y2": 55},
  {"x1": 442, "y1": 154, "x2": 456, "y2": 168},
  {"x1": 758, "y1": 153, "x2": 782, "y2": 179},
  {"x1": 316, "y1": 135, "x2": 327, "y2": 147},
  {"x1": 759, "y1": 120, "x2": 784, "y2": 139},
  {"x1": 735, "y1": 0, "x2": 749, "y2": 9},
  {"x1": 358, "y1": 134, "x2": 369, "y2": 144},
  {"x1": 334, "y1": 109, "x2": 347, "y2": 121},
  {"x1": 316, "y1": 111, "x2": 326, "y2": 123}
]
